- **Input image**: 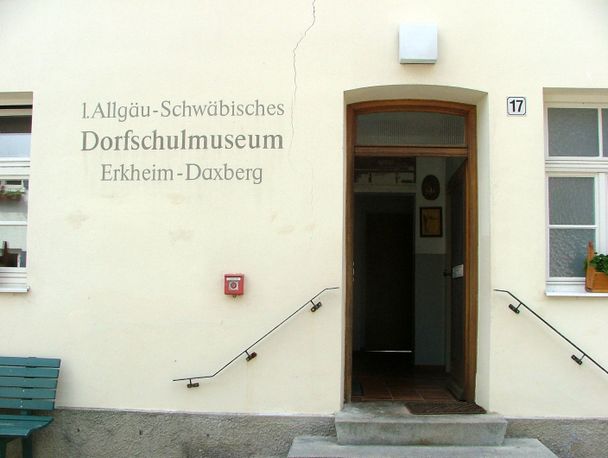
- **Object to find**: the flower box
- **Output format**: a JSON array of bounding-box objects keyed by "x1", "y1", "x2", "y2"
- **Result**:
[{"x1": 585, "y1": 242, "x2": 608, "y2": 293}]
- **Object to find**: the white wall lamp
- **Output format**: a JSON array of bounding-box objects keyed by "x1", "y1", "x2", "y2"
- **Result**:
[{"x1": 399, "y1": 23, "x2": 438, "y2": 64}]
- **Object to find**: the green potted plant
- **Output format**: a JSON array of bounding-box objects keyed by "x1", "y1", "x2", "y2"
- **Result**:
[{"x1": 585, "y1": 242, "x2": 608, "y2": 292}]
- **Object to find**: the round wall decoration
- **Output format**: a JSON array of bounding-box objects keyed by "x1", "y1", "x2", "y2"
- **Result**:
[{"x1": 421, "y1": 175, "x2": 440, "y2": 200}]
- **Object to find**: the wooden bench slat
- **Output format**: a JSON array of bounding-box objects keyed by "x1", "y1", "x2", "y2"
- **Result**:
[
  {"x1": 0, "y1": 417, "x2": 53, "y2": 438},
  {"x1": 0, "y1": 415, "x2": 53, "y2": 422},
  {"x1": 0, "y1": 398, "x2": 55, "y2": 410},
  {"x1": 0, "y1": 377, "x2": 58, "y2": 389},
  {"x1": 0, "y1": 357, "x2": 61, "y2": 368},
  {"x1": 0, "y1": 427, "x2": 34, "y2": 438},
  {"x1": 0, "y1": 387, "x2": 56, "y2": 399},
  {"x1": 0, "y1": 419, "x2": 52, "y2": 428},
  {"x1": 0, "y1": 367, "x2": 59, "y2": 378}
]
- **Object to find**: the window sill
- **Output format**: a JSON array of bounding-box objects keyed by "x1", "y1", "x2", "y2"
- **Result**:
[
  {"x1": 546, "y1": 282, "x2": 608, "y2": 297},
  {"x1": 0, "y1": 285, "x2": 29, "y2": 293},
  {"x1": 545, "y1": 290, "x2": 608, "y2": 297},
  {"x1": 0, "y1": 268, "x2": 28, "y2": 293}
]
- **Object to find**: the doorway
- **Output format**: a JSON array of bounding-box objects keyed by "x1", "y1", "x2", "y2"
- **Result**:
[
  {"x1": 355, "y1": 194, "x2": 415, "y2": 355},
  {"x1": 345, "y1": 100, "x2": 478, "y2": 403}
]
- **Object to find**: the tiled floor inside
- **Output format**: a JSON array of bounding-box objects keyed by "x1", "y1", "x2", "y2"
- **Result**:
[{"x1": 351, "y1": 351, "x2": 456, "y2": 402}]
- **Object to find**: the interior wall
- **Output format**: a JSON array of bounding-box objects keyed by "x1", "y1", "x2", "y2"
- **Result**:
[{"x1": 414, "y1": 158, "x2": 447, "y2": 365}]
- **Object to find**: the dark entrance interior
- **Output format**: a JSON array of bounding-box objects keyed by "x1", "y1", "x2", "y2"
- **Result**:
[
  {"x1": 351, "y1": 158, "x2": 467, "y2": 403},
  {"x1": 359, "y1": 195, "x2": 414, "y2": 356},
  {"x1": 353, "y1": 193, "x2": 438, "y2": 401}
]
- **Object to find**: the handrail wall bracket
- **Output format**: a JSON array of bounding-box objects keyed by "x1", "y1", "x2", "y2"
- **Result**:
[
  {"x1": 508, "y1": 302, "x2": 522, "y2": 314},
  {"x1": 310, "y1": 301, "x2": 322, "y2": 312}
]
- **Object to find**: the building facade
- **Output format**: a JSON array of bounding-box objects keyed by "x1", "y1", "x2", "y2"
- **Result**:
[{"x1": 1, "y1": 1, "x2": 607, "y2": 456}]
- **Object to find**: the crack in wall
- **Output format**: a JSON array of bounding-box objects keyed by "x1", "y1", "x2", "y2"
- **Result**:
[{"x1": 290, "y1": 0, "x2": 317, "y2": 149}]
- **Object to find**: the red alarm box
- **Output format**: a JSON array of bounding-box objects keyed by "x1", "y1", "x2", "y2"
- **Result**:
[{"x1": 224, "y1": 274, "x2": 244, "y2": 295}]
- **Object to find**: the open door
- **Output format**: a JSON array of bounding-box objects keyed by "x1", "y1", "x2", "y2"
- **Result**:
[{"x1": 447, "y1": 163, "x2": 467, "y2": 400}]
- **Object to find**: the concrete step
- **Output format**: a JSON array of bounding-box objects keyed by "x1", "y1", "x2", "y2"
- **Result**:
[
  {"x1": 288, "y1": 436, "x2": 557, "y2": 458},
  {"x1": 335, "y1": 402, "x2": 507, "y2": 446}
]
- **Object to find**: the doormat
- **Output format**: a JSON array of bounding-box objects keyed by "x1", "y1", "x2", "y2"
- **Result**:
[{"x1": 405, "y1": 401, "x2": 486, "y2": 415}]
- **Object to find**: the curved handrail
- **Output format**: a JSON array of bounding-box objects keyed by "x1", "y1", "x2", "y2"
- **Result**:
[
  {"x1": 173, "y1": 286, "x2": 339, "y2": 387},
  {"x1": 495, "y1": 289, "x2": 608, "y2": 376}
]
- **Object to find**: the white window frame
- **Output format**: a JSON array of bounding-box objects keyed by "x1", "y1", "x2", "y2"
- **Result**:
[
  {"x1": 0, "y1": 107, "x2": 31, "y2": 293},
  {"x1": 545, "y1": 101, "x2": 608, "y2": 295}
]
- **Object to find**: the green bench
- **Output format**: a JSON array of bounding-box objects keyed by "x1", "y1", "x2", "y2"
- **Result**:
[{"x1": 0, "y1": 357, "x2": 61, "y2": 458}]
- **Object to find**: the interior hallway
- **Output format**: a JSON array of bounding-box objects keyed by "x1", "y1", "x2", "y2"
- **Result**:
[{"x1": 351, "y1": 351, "x2": 456, "y2": 402}]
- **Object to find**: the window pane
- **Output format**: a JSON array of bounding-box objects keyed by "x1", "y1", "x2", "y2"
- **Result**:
[
  {"x1": 549, "y1": 228, "x2": 595, "y2": 277},
  {"x1": 0, "y1": 179, "x2": 28, "y2": 222},
  {"x1": 356, "y1": 111, "x2": 465, "y2": 146},
  {"x1": 603, "y1": 109, "x2": 608, "y2": 157},
  {"x1": 0, "y1": 116, "x2": 31, "y2": 133},
  {"x1": 0, "y1": 133, "x2": 31, "y2": 158},
  {"x1": 0, "y1": 225, "x2": 27, "y2": 267},
  {"x1": 547, "y1": 108, "x2": 598, "y2": 157},
  {"x1": 548, "y1": 177, "x2": 594, "y2": 225},
  {"x1": 0, "y1": 115, "x2": 31, "y2": 158}
]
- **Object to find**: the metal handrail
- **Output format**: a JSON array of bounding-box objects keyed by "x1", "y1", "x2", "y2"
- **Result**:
[
  {"x1": 495, "y1": 289, "x2": 608, "y2": 376},
  {"x1": 173, "y1": 286, "x2": 339, "y2": 387}
]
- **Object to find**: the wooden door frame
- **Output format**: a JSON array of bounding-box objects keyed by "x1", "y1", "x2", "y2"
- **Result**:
[{"x1": 344, "y1": 99, "x2": 478, "y2": 402}]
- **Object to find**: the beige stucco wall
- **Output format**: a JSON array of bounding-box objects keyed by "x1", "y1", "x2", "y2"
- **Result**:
[{"x1": 1, "y1": 0, "x2": 607, "y2": 416}]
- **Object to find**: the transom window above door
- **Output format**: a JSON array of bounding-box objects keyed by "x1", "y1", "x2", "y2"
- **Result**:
[{"x1": 356, "y1": 111, "x2": 466, "y2": 147}]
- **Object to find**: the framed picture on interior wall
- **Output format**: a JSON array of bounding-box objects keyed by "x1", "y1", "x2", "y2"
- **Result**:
[{"x1": 420, "y1": 207, "x2": 442, "y2": 237}]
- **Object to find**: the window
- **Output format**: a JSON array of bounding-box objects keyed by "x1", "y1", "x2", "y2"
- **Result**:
[
  {"x1": 0, "y1": 107, "x2": 31, "y2": 292},
  {"x1": 545, "y1": 103, "x2": 608, "y2": 294}
]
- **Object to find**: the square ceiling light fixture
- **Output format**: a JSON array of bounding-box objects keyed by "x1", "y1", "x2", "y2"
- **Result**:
[{"x1": 399, "y1": 23, "x2": 437, "y2": 64}]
